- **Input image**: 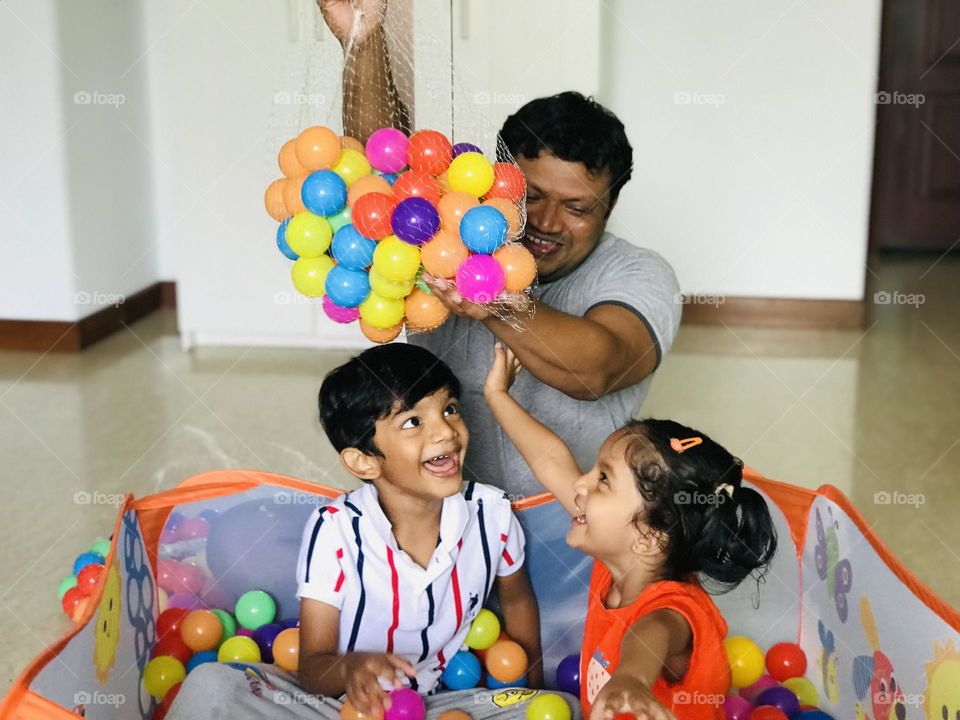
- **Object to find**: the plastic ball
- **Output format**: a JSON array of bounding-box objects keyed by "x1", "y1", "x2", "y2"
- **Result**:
[
  {"x1": 391, "y1": 197, "x2": 441, "y2": 246},
  {"x1": 747, "y1": 707, "x2": 788, "y2": 720},
  {"x1": 157, "y1": 608, "x2": 189, "y2": 640},
  {"x1": 380, "y1": 172, "x2": 399, "y2": 186},
  {"x1": 323, "y1": 296, "x2": 361, "y2": 324},
  {"x1": 174, "y1": 517, "x2": 209, "y2": 541},
  {"x1": 279, "y1": 617, "x2": 300, "y2": 629},
  {"x1": 486, "y1": 163, "x2": 526, "y2": 203},
  {"x1": 325, "y1": 265, "x2": 371, "y2": 308},
  {"x1": 742, "y1": 674, "x2": 779, "y2": 704},
  {"x1": 329, "y1": 203, "x2": 353, "y2": 233},
  {"x1": 264, "y1": 178, "x2": 288, "y2": 221},
  {"x1": 368, "y1": 267, "x2": 415, "y2": 299},
  {"x1": 252, "y1": 622, "x2": 283, "y2": 663},
  {"x1": 448, "y1": 152, "x2": 495, "y2": 196},
  {"x1": 765, "y1": 642, "x2": 807, "y2": 681},
  {"x1": 279, "y1": 138, "x2": 307, "y2": 177},
  {"x1": 302, "y1": 170, "x2": 348, "y2": 216},
  {"x1": 76, "y1": 562, "x2": 104, "y2": 596},
  {"x1": 143, "y1": 656, "x2": 186, "y2": 700},
  {"x1": 487, "y1": 674, "x2": 528, "y2": 689},
  {"x1": 525, "y1": 693, "x2": 571, "y2": 720},
  {"x1": 333, "y1": 148, "x2": 372, "y2": 188},
  {"x1": 89, "y1": 539, "x2": 112, "y2": 558},
  {"x1": 485, "y1": 639, "x2": 527, "y2": 683},
  {"x1": 393, "y1": 171, "x2": 442, "y2": 206},
  {"x1": 61, "y1": 586, "x2": 88, "y2": 621},
  {"x1": 180, "y1": 609, "x2": 223, "y2": 652},
  {"x1": 723, "y1": 695, "x2": 753, "y2": 720},
  {"x1": 441, "y1": 650, "x2": 482, "y2": 690},
  {"x1": 359, "y1": 292, "x2": 405, "y2": 329},
  {"x1": 408, "y1": 130, "x2": 453, "y2": 175},
  {"x1": 157, "y1": 588, "x2": 169, "y2": 612},
  {"x1": 341, "y1": 135, "x2": 365, "y2": 152},
  {"x1": 555, "y1": 654, "x2": 580, "y2": 696},
  {"x1": 465, "y1": 608, "x2": 501, "y2": 650},
  {"x1": 283, "y1": 174, "x2": 308, "y2": 216},
  {"x1": 460, "y1": 205, "x2": 508, "y2": 254},
  {"x1": 348, "y1": 174, "x2": 394, "y2": 207},
  {"x1": 291, "y1": 256, "x2": 335, "y2": 297},
  {"x1": 421, "y1": 230, "x2": 470, "y2": 278},
  {"x1": 235, "y1": 590, "x2": 277, "y2": 630},
  {"x1": 57, "y1": 575, "x2": 78, "y2": 600},
  {"x1": 494, "y1": 244, "x2": 537, "y2": 292},
  {"x1": 455, "y1": 254, "x2": 506, "y2": 304},
  {"x1": 167, "y1": 592, "x2": 203, "y2": 610},
  {"x1": 157, "y1": 560, "x2": 205, "y2": 596},
  {"x1": 217, "y1": 635, "x2": 261, "y2": 663},
  {"x1": 373, "y1": 236, "x2": 421, "y2": 281},
  {"x1": 452, "y1": 142, "x2": 482, "y2": 158},
  {"x1": 236, "y1": 628, "x2": 254, "y2": 637},
  {"x1": 332, "y1": 225, "x2": 377, "y2": 270},
  {"x1": 361, "y1": 319, "x2": 403, "y2": 343},
  {"x1": 210, "y1": 608, "x2": 236, "y2": 641},
  {"x1": 353, "y1": 192, "x2": 396, "y2": 240},
  {"x1": 277, "y1": 219, "x2": 298, "y2": 260},
  {"x1": 151, "y1": 633, "x2": 193, "y2": 665},
  {"x1": 341, "y1": 699, "x2": 383, "y2": 720},
  {"x1": 404, "y1": 288, "x2": 448, "y2": 332},
  {"x1": 782, "y1": 677, "x2": 818, "y2": 707},
  {"x1": 73, "y1": 551, "x2": 105, "y2": 576},
  {"x1": 437, "y1": 171, "x2": 452, "y2": 194},
  {"x1": 384, "y1": 687, "x2": 424, "y2": 720},
  {"x1": 794, "y1": 712, "x2": 833, "y2": 720},
  {"x1": 438, "y1": 191, "x2": 480, "y2": 231},
  {"x1": 725, "y1": 636, "x2": 765, "y2": 689},
  {"x1": 154, "y1": 682, "x2": 182, "y2": 720},
  {"x1": 186, "y1": 650, "x2": 218, "y2": 673},
  {"x1": 437, "y1": 712, "x2": 471, "y2": 720},
  {"x1": 366, "y1": 128, "x2": 409, "y2": 174},
  {"x1": 482, "y1": 198, "x2": 522, "y2": 239},
  {"x1": 755, "y1": 687, "x2": 800, "y2": 718},
  {"x1": 286, "y1": 212, "x2": 333, "y2": 258},
  {"x1": 295, "y1": 126, "x2": 342, "y2": 172}
]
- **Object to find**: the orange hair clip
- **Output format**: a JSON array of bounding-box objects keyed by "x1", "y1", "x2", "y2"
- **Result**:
[{"x1": 670, "y1": 437, "x2": 702, "y2": 453}]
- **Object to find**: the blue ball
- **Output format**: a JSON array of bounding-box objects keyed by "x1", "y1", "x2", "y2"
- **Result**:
[
  {"x1": 442, "y1": 650, "x2": 482, "y2": 690},
  {"x1": 276, "y1": 219, "x2": 298, "y2": 260},
  {"x1": 555, "y1": 654, "x2": 580, "y2": 696},
  {"x1": 279, "y1": 617, "x2": 299, "y2": 629},
  {"x1": 325, "y1": 265, "x2": 371, "y2": 308},
  {"x1": 73, "y1": 552, "x2": 105, "y2": 576},
  {"x1": 460, "y1": 205, "x2": 508, "y2": 254},
  {"x1": 301, "y1": 170, "x2": 347, "y2": 216},
  {"x1": 331, "y1": 225, "x2": 376, "y2": 269},
  {"x1": 186, "y1": 650, "x2": 218, "y2": 673},
  {"x1": 380, "y1": 173, "x2": 399, "y2": 186},
  {"x1": 486, "y1": 673, "x2": 527, "y2": 689},
  {"x1": 795, "y1": 713, "x2": 834, "y2": 720}
]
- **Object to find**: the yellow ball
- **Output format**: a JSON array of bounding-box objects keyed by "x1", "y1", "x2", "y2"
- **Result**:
[
  {"x1": 333, "y1": 148, "x2": 372, "y2": 187},
  {"x1": 217, "y1": 635, "x2": 261, "y2": 663},
  {"x1": 447, "y1": 152, "x2": 494, "y2": 197},
  {"x1": 359, "y1": 292, "x2": 405, "y2": 329},
  {"x1": 724, "y1": 636, "x2": 765, "y2": 689},
  {"x1": 143, "y1": 656, "x2": 185, "y2": 699},
  {"x1": 525, "y1": 694, "x2": 571, "y2": 720},
  {"x1": 372, "y1": 236, "x2": 421, "y2": 281},
  {"x1": 465, "y1": 608, "x2": 501, "y2": 650},
  {"x1": 369, "y1": 267, "x2": 415, "y2": 299},
  {"x1": 291, "y1": 255, "x2": 335, "y2": 297},
  {"x1": 286, "y1": 211, "x2": 333, "y2": 258},
  {"x1": 783, "y1": 676, "x2": 819, "y2": 706}
]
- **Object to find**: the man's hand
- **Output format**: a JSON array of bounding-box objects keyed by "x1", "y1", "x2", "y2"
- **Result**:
[
  {"x1": 318, "y1": 0, "x2": 386, "y2": 47},
  {"x1": 423, "y1": 275, "x2": 494, "y2": 321},
  {"x1": 484, "y1": 342, "x2": 522, "y2": 400},
  {"x1": 590, "y1": 676, "x2": 675, "y2": 720},
  {"x1": 341, "y1": 652, "x2": 416, "y2": 717}
]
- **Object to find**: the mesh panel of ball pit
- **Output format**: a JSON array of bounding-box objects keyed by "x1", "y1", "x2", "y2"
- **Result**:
[{"x1": 2, "y1": 468, "x2": 959, "y2": 719}]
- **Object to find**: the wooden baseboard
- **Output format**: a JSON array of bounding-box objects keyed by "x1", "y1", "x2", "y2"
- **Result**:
[
  {"x1": 0, "y1": 281, "x2": 177, "y2": 352},
  {"x1": 681, "y1": 296, "x2": 865, "y2": 329}
]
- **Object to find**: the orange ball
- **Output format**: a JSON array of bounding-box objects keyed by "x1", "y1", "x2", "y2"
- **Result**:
[
  {"x1": 179, "y1": 610, "x2": 223, "y2": 652},
  {"x1": 273, "y1": 627, "x2": 300, "y2": 672},
  {"x1": 264, "y1": 179, "x2": 289, "y2": 221},
  {"x1": 283, "y1": 175, "x2": 308, "y2": 216},
  {"x1": 295, "y1": 126, "x2": 342, "y2": 171},
  {"x1": 278, "y1": 139, "x2": 307, "y2": 177},
  {"x1": 494, "y1": 244, "x2": 537, "y2": 292},
  {"x1": 407, "y1": 129, "x2": 453, "y2": 175},
  {"x1": 393, "y1": 171, "x2": 442, "y2": 205},
  {"x1": 341, "y1": 699, "x2": 383, "y2": 720},
  {"x1": 405, "y1": 288, "x2": 449, "y2": 332},
  {"x1": 437, "y1": 712, "x2": 471, "y2": 720},
  {"x1": 438, "y1": 191, "x2": 479, "y2": 232},
  {"x1": 421, "y1": 229, "x2": 470, "y2": 278},
  {"x1": 485, "y1": 162, "x2": 526, "y2": 203},
  {"x1": 340, "y1": 136, "x2": 365, "y2": 153},
  {"x1": 483, "y1": 198, "x2": 522, "y2": 239},
  {"x1": 485, "y1": 639, "x2": 527, "y2": 683},
  {"x1": 437, "y1": 171, "x2": 452, "y2": 195},
  {"x1": 348, "y1": 174, "x2": 394, "y2": 208},
  {"x1": 360, "y1": 319, "x2": 403, "y2": 343}
]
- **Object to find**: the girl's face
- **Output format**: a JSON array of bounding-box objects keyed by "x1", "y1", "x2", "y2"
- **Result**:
[{"x1": 566, "y1": 431, "x2": 649, "y2": 561}]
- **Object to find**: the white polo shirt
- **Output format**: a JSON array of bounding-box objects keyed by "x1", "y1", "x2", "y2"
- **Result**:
[{"x1": 296, "y1": 480, "x2": 526, "y2": 694}]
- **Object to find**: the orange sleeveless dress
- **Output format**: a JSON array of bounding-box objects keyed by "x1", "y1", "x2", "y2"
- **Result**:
[{"x1": 580, "y1": 562, "x2": 731, "y2": 720}]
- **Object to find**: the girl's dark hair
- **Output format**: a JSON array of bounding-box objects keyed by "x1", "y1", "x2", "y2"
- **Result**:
[{"x1": 622, "y1": 419, "x2": 777, "y2": 593}]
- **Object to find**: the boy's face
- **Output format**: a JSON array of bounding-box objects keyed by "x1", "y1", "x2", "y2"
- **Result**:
[{"x1": 367, "y1": 388, "x2": 469, "y2": 501}]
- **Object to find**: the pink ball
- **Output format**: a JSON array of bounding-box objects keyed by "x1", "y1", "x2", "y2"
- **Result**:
[
  {"x1": 174, "y1": 517, "x2": 209, "y2": 541},
  {"x1": 385, "y1": 688, "x2": 424, "y2": 720},
  {"x1": 455, "y1": 254, "x2": 506, "y2": 304},
  {"x1": 723, "y1": 695, "x2": 753, "y2": 720},
  {"x1": 366, "y1": 128, "x2": 409, "y2": 174},
  {"x1": 322, "y1": 295, "x2": 360, "y2": 323},
  {"x1": 741, "y1": 674, "x2": 779, "y2": 704},
  {"x1": 236, "y1": 627, "x2": 254, "y2": 637},
  {"x1": 157, "y1": 559, "x2": 205, "y2": 595}
]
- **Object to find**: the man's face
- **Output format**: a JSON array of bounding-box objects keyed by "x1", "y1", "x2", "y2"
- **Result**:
[{"x1": 516, "y1": 152, "x2": 615, "y2": 283}]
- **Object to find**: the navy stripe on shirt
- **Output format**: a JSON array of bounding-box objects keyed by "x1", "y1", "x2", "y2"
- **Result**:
[
  {"x1": 418, "y1": 584, "x2": 436, "y2": 663},
  {"x1": 303, "y1": 506, "x2": 329, "y2": 584},
  {"x1": 477, "y1": 499, "x2": 492, "y2": 594},
  {"x1": 464, "y1": 481, "x2": 475, "y2": 501},
  {"x1": 346, "y1": 515, "x2": 366, "y2": 651}
]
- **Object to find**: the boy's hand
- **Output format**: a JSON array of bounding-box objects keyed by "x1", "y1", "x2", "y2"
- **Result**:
[
  {"x1": 484, "y1": 342, "x2": 522, "y2": 399},
  {"x1": 590, "y1": 676, "x2": 676, "y2": 720},
  {"x1": 342, "y1": 652, "x2": 416, "y2": 716},
  {"x1": 318, "y1": 0, "x2": 386, "y2": 47}
]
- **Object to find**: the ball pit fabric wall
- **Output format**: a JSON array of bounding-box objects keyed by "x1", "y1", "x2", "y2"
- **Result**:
[{"x1": 2, "y1": 469, "x2": 958, "y2": 719}]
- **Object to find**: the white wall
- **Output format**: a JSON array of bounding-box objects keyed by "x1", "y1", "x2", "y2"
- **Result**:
[{"x1": 599, "y1": 0, "x2": 881, "y2": 301}]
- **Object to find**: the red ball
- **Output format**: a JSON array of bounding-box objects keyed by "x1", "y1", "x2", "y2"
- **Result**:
[
  {"x1": 352, "y1": 192, "x2": 395, "y2": 240},
  {"x1": 407, "y1": 130, "x2": 453, "y2": 175},
  {"x1": 157, "y1": 608, "x2": 189, "y2": 641},
  {"x1": 765, "y1": 642, "x2": 807, "y2": 682},
  {"x1": 76, "y1": 563, "x2": 104, "y2": 596},
  {"x1": 151, "y1": 633, "x2": 193, "y2": 665},
  {"x1": 61, "y1": 586, "x2": 87, "y2": 620},
  {"x1": 153, "y1": 681, "x2": 182, "y2": 720},
  {"x1": 485, "y1": 163, "x2": 526, "y2": 203},
  {"x1": 748, "y1": 707, "x2": 789, "y2": 720},
  {"x1": 393, "y1": 171, "x2": 442, "y2": 205}
]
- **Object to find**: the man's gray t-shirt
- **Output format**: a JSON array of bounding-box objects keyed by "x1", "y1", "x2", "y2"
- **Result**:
[{"x1": 409, "y1": 232, "x2": 681, "y2": 499}]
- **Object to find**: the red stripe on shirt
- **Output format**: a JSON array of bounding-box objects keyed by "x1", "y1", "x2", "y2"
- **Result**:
[
  {"x1": 451, "y1": 564, "x2": 463, "y2": 630},
  {"x1": 386, "y1": 546, "x2": 400, "y2": 653},
  {"x1": 334, "y1": 548, "x2": 345, "y2": 592},
  {"x1": 500, "y1": 533, "x2": 515, "y2": 566}
]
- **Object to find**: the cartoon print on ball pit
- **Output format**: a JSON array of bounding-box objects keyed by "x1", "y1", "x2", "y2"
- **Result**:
[
  {"x1": 93, "y1": 560, "x2": 122, "y2": 683},
  {"x1": 814, "y1": 506, "x2": 853, "y2": 624}
]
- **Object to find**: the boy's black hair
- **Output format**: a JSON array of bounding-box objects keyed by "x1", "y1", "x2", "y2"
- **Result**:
[
  {"x1": 498, "y1": 91, "x2": 634, "y2": 205},
  {"x1": 318, "y1": 343, "x2": 461, "y2": 458},
  {"x1": 623, "y1": 419, "x2": 778, "y2": 593}
]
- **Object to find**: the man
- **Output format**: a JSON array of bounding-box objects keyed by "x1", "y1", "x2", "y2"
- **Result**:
[{"x1": 320, "y1": 0, "x2": 681, "y2": 498}]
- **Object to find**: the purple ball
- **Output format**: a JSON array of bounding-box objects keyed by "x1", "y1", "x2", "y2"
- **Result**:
[
  {"x1": 452, "y1": 142, "x2": 482, "y2": 158},
  {"x1": 722, "y1": 695, "x2": 752, "y2": 720},
  {"x1": 279, "y1": 617, "x2": 300, "y2": 629},
  {"x1": 252, "y1": 623, "x2": 283, "y2": 663},
  {"x1": 756, "y1": 686, "x2": 801, "y2": 717},
  {"x1": 555, "y1": 654, "x2": 580, "y2": 697},
  {"x1": 391, "y1": 197, "x2": 440, "y2": 245},
  {"x1": 167, "y1": 592, "x2": 204, "y2": 610},
  {"x1": 742, "y1": 675, "x2": 779, "y2": 704},
  {"x1": 385, "y1": 688, "x2": 424, "y2": 720},
  {"x1": 455, "y1": 253, "x2": 506, "y2": 304}
]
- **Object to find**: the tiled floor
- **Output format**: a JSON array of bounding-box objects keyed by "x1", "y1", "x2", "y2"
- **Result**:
[{"x1": 1, "y1": 254, "x2": 958, "y2": 691}]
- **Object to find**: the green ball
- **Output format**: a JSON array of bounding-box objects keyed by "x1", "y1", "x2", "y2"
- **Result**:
[
  {"x1": 234, "y1": 590, "x2": 276, "y2": 630},
  {"x1": 57, "y1": 575, "x2": 78, "y2": 600},
  {"x1": 211, "y1": 608, "x2": 237, "y2": 641},
  {"x1": 89, "y1": 539, "x2": 111, "y2": 558},
  {"x1": 328, "y1": 204, "x2": 352, "y2": 233}
]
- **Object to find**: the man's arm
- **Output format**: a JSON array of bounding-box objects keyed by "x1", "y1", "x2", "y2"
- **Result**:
[{"x1": 496, "y1": 568, "x2": 544, "y2": 688}]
